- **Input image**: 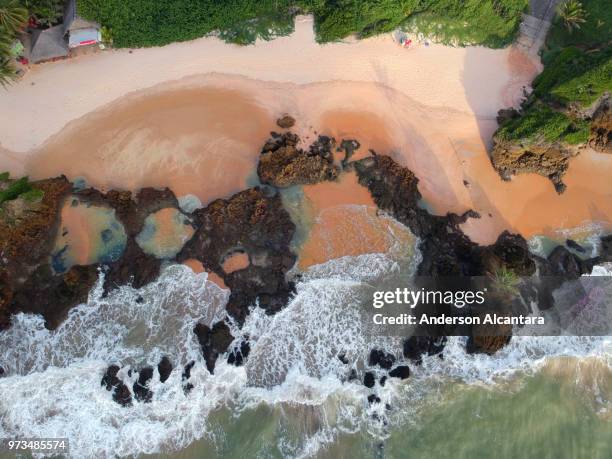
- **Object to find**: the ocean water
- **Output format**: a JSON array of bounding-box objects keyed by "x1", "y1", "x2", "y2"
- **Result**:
[{"x1": 0, "y1": 232, "x2": 610, "y2": 458}]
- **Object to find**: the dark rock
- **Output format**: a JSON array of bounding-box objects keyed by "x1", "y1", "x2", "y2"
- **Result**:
[
  {"x1": 368, "y1": 349, "x2": 395, "y2": 370},
  {"x1": 389, "y1": 365, "x2": 410, "y2": 379},
  {"x1": 227, "y1": 340, "x2": 250, "y2": 366},
  {"x1": 547, "y1": 245, "x2": 596, "y2": 278},
  {"x1": 340, "y1": 139, "x2": 360, "y2": 168},
  {"x1": 158, "y1": 356, "x2": 173, "y2": 383},
  {"x1": 101, "y1": 365, "x2": 132, "y2": 407},
  {"x1": 601, "y1": 235, "x2": 612, "y2": 262},
  {"x1": 489, "y1": 139, "x2": 576, "y2": 194},
  {"x1": 133, "y1": 366, "x2": 154, "y2": 403},
  {"x1": 466, "y1": 333, "x2": 512, "y2": 355},
  {"x1": 402, "y1": 336, "x2": 446, "y2": 364},
  {"x1": 353, "y1": 154, "x2": 539, "y2": 354},
  {"x1": 257, "y1": 132, "x2": 339, "y2": 187},
  {"x1": 182, "y1": 361, "x2": 195, "y2": 381},
  {"x1": 178, "y1": 187, "x2": 296, "y2": 322},
  {"x1": 338, "y1": 352, "x2": 349, "y2": 365},
  {"x1": 348, "y1": 369, "x2": 358, "y2": 381},
  {"x1": 379, "y1": 376, "x2": 387, "y2": 387},
  {"x1": 184, "y1": 382, "x2": 194, "y2": 394},
  {"x1": 566, "y1": 239, "x2": 586, "y2": 253},
  {"x1": 363, "y1": 372, "x2": 375, "y2": 388},
  {"x1": 496, "y1": 108, "x2": 520, "y2": 125},
  {"x1": 194, "y1": 321, "x2": 234, "y2": 373},
  {"x1": 276, "y1": 115, "x2": 295, "y2": 129},
  {"x1": 10, "y1": 264, "x2": 99, "y2": 330},
  {"x1": 367, "y1": 394, "x2": 381, "y2": 404}
]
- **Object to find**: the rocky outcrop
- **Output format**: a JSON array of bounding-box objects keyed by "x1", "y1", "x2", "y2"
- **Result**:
[
  {"x1": 352, "y1": 153, "x2": 540, "y2": 353},
  {"x1": 589, "y1": 96, "x2": 611, "y2": 153},
  {"x1": 402, "y1": 336, "x2": 446, "y2": 364},
  {"x1": 353, "y1": 154, "x2": 535, "y2": 278},
  {"x1": 490, "y1": 140, "x2": 577, "y2": 193},
  {"x1": 257, "y1": 132, "x2": 340, "y2": 187},
  {"x1": 1, "y1": 177, "x2": 73, "y2": 329},
  {"x1": 193, "y1": 321, "x2": 234, "y2": 373},
  {"x1": 1, "y1": 182, "x2": 186, "y2": 330},
  {"x1": 276, "y1": 115, "x2": 295, "y2": 129},
  {"x1": 101, "y1": 365, "x2": 132, "y2": 407},
  {"x1": 133, "y1": 366, "x2": 154, "y2": 403},
  {"x1": 178, "y1": 187, "x2": 296, "y2": 322},
  {"x1": 158, "y1": 356, "x2": 173, "y2": 383}
]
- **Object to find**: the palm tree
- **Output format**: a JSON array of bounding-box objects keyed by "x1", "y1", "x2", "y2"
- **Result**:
[
  {"x1": 0, "y1": 57, "x2": 17, "y2": 87},
  {"x1": 558, "y1": 0, "x2": 587, "y2": 33},
  {"x1": 0, "y1": 0, "x2": 28, "y2": 34}
]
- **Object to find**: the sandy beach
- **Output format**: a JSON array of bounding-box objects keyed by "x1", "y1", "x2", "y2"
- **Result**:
[{"x1": 1, "y1": 15, "x2": 610, "y2": 250}]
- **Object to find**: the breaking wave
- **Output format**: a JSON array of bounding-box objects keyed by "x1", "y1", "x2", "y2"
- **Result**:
[{"x1": 0, "y1": 255, "x2": 609, "y2": 458}]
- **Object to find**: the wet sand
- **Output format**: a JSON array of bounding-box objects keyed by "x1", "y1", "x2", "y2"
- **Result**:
[
  {"x1": 297, "y1": 172, "x2": 416, "y2": 269},
  {"x1": 182, "y1": 259, "x2": 228, "y2": 290},
  {"x1": 11, "y1": 75, "x2": 612, "y2": 254},
  {"x1": 27, "y1": 86, "x2": 274, "y2": 204},
  {"x1": 221, "y1": 252, "x2": 250, "y2": 274}
]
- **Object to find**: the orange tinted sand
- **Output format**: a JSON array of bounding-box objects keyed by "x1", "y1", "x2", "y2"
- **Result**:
[
  {"x1": 6, "y1": 72, "x2": 611, "y2": 250},
  {"x1": 221, "y1": 252, "x2": 250, "y2": 274},
  {"x1": 183, "y1": 258, "x2": 228, "y2": 290},
  {"x1": 297, "y1": 172, "x2": 415, "y2": 269},
  {"x1": 26, "y1": 86, "x2": 273, "y2": 204}
]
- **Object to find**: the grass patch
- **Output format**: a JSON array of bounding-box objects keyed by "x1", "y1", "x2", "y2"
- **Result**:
[
  {"x1": 402, "y1": 0, "x2": 527, "y2": 47},
  {"x1": 534, "y1": 46, "x2": 612, "y2": 107},
  {"x1": 0, "y1": 175, "x2": 44, "y2": 205},
  {"x1": 77, "y1": 0, "x2": 528, "y2": 48},
  {"x1": 497, "y1": 105, "x2": 591, "y2": 145}
]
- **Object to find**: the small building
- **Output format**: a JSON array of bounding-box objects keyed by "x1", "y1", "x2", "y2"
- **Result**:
[
  {"x1": 29, "y1": 25, "x2": 69, "y2": 63},
  {"x1": 28, "y1": 0, "x2": 100, "y2": 63},
  {"x1": 63, "y1": 0, "x2": 101, "y2": 48}
]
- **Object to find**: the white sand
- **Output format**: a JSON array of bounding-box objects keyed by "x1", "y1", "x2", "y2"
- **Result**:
[{"x1": 0, "y1": 15, "x2": 535, "y2": 153}]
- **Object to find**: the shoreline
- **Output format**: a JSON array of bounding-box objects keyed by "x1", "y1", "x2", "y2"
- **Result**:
[{"x1": 0, "y1": 15, "x2": 535, "y2": 153}]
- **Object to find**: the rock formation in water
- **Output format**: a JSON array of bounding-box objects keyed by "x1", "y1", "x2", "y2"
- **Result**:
[
  {"x1": 1, "y1": 180, "x2": 185, "y2": 330},
  {"x1": 3, "y1": 124, "x2": 612, "y2": 406},
  {"x1": 178, "y1": 186, "x2": 296, "y2": 322},
  {"x1": 257, "y1": 131, "x2": 340, "y2": 187}
]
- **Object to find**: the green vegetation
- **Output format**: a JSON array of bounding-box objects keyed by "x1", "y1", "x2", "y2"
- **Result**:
[
  {"x1": 557, "y1": 0, "x2": 587, "y2": 33},
  {"x1": 0, "y1": 0, "x2": 27, "y2": 86},
  {"x1": 0, "y1": 173, "x2": 45, "y2": 204},
  {"x1": 497, "y1": 104, "x2": 590, "y2": 144},
  {"x1": 488, "y1": 266, "x2": 520, "y2": 297},
  {"x1": 0, "y1": 1, "x2": 67, "y2": 86},
  {"x1": 76, "y1": 0, "x2": 527, "y2": 48},
  {"x1": 402, "y1": 0, "x2": 527, "y2": 47},
  {"x1": 0, "y1": 175, "x2": 33, "y2": 204},
  {"x1": 24, "y1": 0, "x2": 65, "y2": 27},
  {"x1": 495, "y1": 0, "x2": 611, "y2": 147},
  {"x1": 533, "y1": 46, "x2": 611, "y2": 107},
  {"x1": 546, "y1": 0, "x2": 611, "y2": 50}
]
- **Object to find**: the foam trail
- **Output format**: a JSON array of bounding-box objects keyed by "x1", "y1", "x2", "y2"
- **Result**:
[{"x1": 0, "y1": 257, "x2": 609, "y2": 458}]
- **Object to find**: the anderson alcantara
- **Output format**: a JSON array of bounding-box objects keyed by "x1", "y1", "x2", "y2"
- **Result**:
[{"x1": 372, "y1": 288, "x2": 545, "y2": 326}]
